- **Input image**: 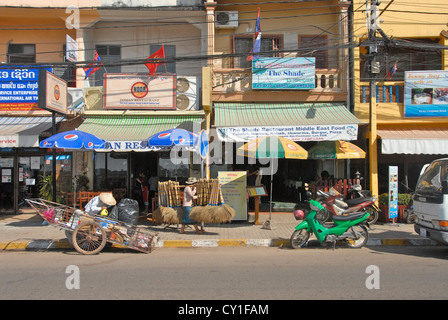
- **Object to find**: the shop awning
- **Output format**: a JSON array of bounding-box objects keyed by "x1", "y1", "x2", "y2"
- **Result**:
[
  {"x1": 214, "y1": 103, "x2": 364, "y2": 142},
  {"x1": 0, "y1": 116, "x2": 63, "y2": 148},
  {"x1": 77, "y1": 114, "x2": 204, "y2": 151},
  {"x1": 378, "y1": 128, "x2": 448, "y2": 154}
]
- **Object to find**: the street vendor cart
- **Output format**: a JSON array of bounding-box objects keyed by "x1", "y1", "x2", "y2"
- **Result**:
[{"x1": 26, "y1": 198, "x2": 158, "y2": 255}]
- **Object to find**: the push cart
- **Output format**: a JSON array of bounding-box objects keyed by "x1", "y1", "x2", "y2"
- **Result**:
[{"x1": 26, "y1": 198, "x2": 158, "y2": 255}]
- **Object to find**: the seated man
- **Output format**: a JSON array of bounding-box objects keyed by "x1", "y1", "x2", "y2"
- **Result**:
[{"x1": 84, "y1": 192, "x2": 116, "y2": 216}]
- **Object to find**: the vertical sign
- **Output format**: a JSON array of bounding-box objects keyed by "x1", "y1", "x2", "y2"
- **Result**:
[
  {"x1": 218, "y1": 171, "x2": 247, "y2": 221},
  {"x1": 388, "y1": 166, "x2": 398, "y2": 220}
]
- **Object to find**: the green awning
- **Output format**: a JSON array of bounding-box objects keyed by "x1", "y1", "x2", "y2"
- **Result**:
[
  {"x1": 78, "y1": 114, "x2": 204, "y2": 151},
  {"x1": 214, "y1": 103, "x2": 364, "y2": 142}
]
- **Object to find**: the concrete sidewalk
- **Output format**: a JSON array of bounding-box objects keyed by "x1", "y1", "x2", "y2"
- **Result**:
[{"x1": 0, "y1": 210, "x2": 437, "y2": 252}]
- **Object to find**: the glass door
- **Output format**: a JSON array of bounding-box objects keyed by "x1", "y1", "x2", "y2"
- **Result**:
[{"x1": 0, "y1": 156, "x2": 14, "y2": 212}]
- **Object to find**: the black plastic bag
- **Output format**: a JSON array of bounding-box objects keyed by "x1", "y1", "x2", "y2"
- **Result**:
[{"x1": 117, "y1": 198, "x2": 139, "y2": 225}]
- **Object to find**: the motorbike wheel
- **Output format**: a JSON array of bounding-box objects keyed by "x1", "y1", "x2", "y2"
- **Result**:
[
  {"x1": 366, "y1": 206, "x2": 379, "y2": 224},
  {"x1": 345, "y1": 225, "x2": 369, "y2": 248},
  {"x1": 290, "y1": 229, "x2": 310, "y2": 249}
]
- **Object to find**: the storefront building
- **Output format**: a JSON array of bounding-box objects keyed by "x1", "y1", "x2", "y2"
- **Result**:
[
  {"x1": 0, "y1": 1, "x2": 207, "y2": 212},
  {"x1": 353, "y1": 0, "x2": 448, "y2": 195},
  {"x1": 207, "y1": 0, "x2": 364, "y2": 202}
]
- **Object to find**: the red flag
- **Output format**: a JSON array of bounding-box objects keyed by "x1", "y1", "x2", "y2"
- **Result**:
[{"x1": 145, "y1": 46, "x2": 165, "y2": 75}]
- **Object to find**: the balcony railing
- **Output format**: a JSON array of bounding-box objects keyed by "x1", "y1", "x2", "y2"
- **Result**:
[
  {"x1": 360, "y1": 82, "x2": 404, "y2": 103},
  {"x1": 212, "y1": 68, "x2": 344, "y2": 93}
]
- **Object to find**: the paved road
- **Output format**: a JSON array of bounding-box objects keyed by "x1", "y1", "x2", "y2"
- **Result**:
[{"x1": 2, "y1": 246, "x2": 448, "y2": 303}]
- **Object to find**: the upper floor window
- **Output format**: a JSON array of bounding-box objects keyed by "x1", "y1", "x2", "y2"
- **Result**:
[
  {"x1": 298, "y1": 35, "x2": 328, "y2": 69},
  {"x1": 233, "y1": 35, "x2": 282, "y2": 68},
  {"x1": 7, "y1": 44, "x2": 36, "y2": 63},
  {"x1": 94, "y1": 44, "x2": 121, "y2": 86}
]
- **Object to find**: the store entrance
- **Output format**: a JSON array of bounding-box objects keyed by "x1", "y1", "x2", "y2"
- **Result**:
[{"x1": 131, "y1": 152, "x2": 158, "y2": 211}]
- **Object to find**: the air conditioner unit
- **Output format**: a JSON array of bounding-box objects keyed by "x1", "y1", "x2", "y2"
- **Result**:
[
  {"x1": 215, "y1": 11, "x2": 238, "y2": 28},
  {"x1": 67, "y1": 88, "x2": 85, "y2": 113},
  {"x1": 176, "y1": 76, "x2": 199, "y2": 111}
]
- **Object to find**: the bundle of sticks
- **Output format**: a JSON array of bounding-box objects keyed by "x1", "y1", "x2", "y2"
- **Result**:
[
  {"x1": 152, "y1": 180, "x2": 183, "y2": 225},
  {"x1": 189, "y1": 178, "x2": 235, "y2": 224}
]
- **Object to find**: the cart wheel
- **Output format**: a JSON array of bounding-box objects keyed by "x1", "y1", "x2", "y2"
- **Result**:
[{"x1": 72, "y1": 221, "x2": 107, "y2": 255}]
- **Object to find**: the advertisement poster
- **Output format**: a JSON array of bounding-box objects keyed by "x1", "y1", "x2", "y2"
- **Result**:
[
  {"x1": 218, "y1": 171, "x2": 247, "y2": 221},
  {"x1": 252, "y1": 57, "x2": 315, "y2": 90},
  {"x1": 104, "y1": 73, "x2": 176, "y2": 110},
  {"x1": 404, "y1": 70, "x2": 448, "y2": 117},
  {"x1": 388, "y1": 166, "x2": 398, "y2": 220}
]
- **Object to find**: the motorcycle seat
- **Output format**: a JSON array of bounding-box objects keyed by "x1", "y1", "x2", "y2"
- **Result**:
[
  {"x1": 332, "y1": 212, "x2": 366, "y2": 222},
  {"x1": 344, "y1": 197, "x2": 370, "y2": 206}
]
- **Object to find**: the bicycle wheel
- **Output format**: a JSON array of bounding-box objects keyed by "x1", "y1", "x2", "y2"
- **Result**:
[
  {"x1": 345, "y1": 225, "x2": 369, "y2": 248},
  {"x1": 72, "y1": 221, "x2": 107, "y2": 255},
  {"x1": 290, "y1": 229, "x2": 310, "y2": 249}
]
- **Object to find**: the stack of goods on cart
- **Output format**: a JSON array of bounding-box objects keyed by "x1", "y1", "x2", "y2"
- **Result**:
[
  {"x1": 98, "y1": 217, "x2": 157, "y2": 252},
  {"x1": 189, "y1": 178, "x2": 235, "y2": 224}
]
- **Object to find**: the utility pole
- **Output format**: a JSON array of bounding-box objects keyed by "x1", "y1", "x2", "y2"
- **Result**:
[{"x1": 367, "y1": 0, "x2": 381, "y2": 201}]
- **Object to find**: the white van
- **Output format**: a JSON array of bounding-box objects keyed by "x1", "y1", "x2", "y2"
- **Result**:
[{"x1": 414, "y1": 158, "x2": 448, "y2": 244}]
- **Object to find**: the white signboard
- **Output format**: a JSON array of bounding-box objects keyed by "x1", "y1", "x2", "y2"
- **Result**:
[{"x1": 217, "y1": 124, "x2": 358, "y2": 142}]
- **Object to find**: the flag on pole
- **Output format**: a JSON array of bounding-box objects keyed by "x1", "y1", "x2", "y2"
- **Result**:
[
  {"x1": 145, "y1": 45, "x2": 166, "y2": 75},
  {"x1": 83, "y1": 51, "x2": 102, "y2": 79},
  {"x1": 387, "y1": 61, "x2": 398, "y2": 80},
  {"x1": 246, "y1": 8, "x2": 262, "y2": 62}
]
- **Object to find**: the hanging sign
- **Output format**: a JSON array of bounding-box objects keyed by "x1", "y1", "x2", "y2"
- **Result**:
[
  {"x1": 38, "y1": 70, "x2": 68, "y2": 115},
  {"x1": 252, "y1": 57, "x2": 315, "y2": 90}
]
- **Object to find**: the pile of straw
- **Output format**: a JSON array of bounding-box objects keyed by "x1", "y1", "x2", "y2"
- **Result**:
[{"x1": 189, "y1": 179, "x2": 235, "y2": 224}]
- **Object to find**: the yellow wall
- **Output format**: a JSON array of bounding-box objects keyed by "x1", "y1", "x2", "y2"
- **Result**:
[{"x1": 353, "y1": 0, "x2": 448, "y2": 127}]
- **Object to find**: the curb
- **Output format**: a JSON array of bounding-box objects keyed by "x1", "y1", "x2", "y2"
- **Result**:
[{"x1": 0, "y1": 237, "x2": 439, "y2": 251}]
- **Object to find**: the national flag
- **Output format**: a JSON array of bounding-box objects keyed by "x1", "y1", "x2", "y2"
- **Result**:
[
  {"x1": 145, "y1": 45, "x2": 165, "y2": 75},
  {"x1": 387, "y1": 61, "x2": 398, "y2": 80},
  {"x1": 83, "y1": 51, "x2": 102, "y2": 79},
  {"x1": 246, "y1": 8, "x2": 262, "y2": 62}
]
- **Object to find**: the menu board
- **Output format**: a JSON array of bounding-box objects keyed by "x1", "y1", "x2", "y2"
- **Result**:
[{"x1": 218, "y1": 171, "x2": 247, "y2": 221}]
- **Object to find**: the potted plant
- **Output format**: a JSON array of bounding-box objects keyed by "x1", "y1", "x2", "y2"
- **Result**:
[
  {"x1": 38, "y1": 174, "x2": 53, "y2": 201},
  {"x1": 378, "y1": 193, "x2": 412, "y2": 222}
]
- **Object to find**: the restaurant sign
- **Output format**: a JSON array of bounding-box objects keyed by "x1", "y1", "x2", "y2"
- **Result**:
[
  {"x1": 404, "y1": 70, "x2": 448, "y2": 117},
  {"x1": 252, "y1": 57, "x2": 315, "y2": 90},
  {"x1": 104, "y1": 73, "x2": 176, "y2": 110},
  {"x1": 217, "y1": 124, "x2": 358, "y2": 142}
]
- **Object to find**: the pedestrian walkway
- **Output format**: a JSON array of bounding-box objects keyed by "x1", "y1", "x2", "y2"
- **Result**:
[{"x1": 0, "y1": 210, "x2": 437, "y2": 252}]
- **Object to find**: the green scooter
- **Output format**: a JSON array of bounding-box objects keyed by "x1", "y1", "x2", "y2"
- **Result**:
[{"x1": 291, "y1": 195, "x2": 370, "y2": 249}]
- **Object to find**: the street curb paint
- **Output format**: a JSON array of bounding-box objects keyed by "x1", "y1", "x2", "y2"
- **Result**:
[{"x1": 0, "y1": 237, "x2": 438, "y2": 251}]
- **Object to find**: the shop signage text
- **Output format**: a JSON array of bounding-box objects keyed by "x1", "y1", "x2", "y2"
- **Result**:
[
  {"x1": 252, "y1": 57, "x2": 315, "y2": 90},
  {"x1": 104, "y1": 74, "x2": 176, "y2": 110},
  {"x1": 217, "y1": 124, "x2": 358, "y2": 142},
  {"x1": 0, "y1": 66, "x2": 51, "y2": 111}
]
